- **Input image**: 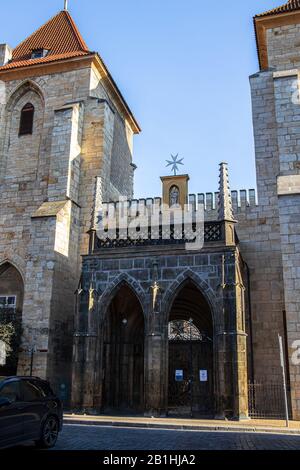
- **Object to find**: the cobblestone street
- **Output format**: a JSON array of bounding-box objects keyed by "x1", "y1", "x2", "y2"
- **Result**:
[{"x1": 48, "y1": 425, "x2": 300, "y2": 450}]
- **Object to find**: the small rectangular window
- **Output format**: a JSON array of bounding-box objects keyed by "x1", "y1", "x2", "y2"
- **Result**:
[
  {"x1": 0, "y1": 295, "x2": 16, "y2": 309},
  {"x1": 31, "y1": 49, "x2": 49, "y2": 59}
]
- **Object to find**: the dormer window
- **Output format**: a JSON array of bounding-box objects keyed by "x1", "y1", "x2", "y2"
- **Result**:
[
  {"x1": 19, "y1": 103, "x2": 34, "y2": 136},
  {"x1": 31, "y1": 48, "x2": 49, "y2": 59}
]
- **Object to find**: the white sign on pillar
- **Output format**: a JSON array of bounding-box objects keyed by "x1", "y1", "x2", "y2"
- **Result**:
[
  {"x1": 175, "y1": 370, "x2": 184, "y2": 382},
  {"x1": 199, "y1": 370, "x2": 208, "y2": 382}
]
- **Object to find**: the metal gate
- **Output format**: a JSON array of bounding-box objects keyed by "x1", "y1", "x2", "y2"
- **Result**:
[
  {"x1": 168, "y1": 320, "x2": 214, "y2": 418},
  {"x1": 248, "y1": 381, "x2": 287, "y2": 419}
]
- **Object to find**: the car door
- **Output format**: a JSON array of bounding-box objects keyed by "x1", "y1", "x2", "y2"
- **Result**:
[
  {"x1": 0, "y1": 380, "x2": 23, "y2": 447},
  {"x1": 20, "y1": 379, "x2": 47, "y2": 440}
]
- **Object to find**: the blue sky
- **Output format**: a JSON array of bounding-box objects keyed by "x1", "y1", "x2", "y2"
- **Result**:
[{"x1": 1, "y1": 0, "x2": 283, "y2": 198}]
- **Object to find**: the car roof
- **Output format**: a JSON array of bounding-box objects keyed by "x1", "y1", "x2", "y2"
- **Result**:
[{"x1": 0, "y1": 376, "x2": 47, "y2": 382}]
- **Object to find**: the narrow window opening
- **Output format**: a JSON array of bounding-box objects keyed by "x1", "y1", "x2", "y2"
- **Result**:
[{"x1": 19, "y1": 103, "x2": 34, "y2": 136}]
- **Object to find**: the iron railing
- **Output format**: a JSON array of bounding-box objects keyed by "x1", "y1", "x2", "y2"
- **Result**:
[
  {"x1": 95, "y1": 221, "x2": 224, "y2": 250},
  {"x1": 248, "y1": 381, "x2": 287, "y2": 419}
]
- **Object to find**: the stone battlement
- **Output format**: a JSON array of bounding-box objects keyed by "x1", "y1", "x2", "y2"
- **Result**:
[{"x1": 102, "y1": 189, "x2": 257, "y2": 213}]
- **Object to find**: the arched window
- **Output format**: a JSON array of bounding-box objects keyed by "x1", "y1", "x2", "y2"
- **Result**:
[{"x1": 19, "y1": 103, "x2": 34, "y2": 136}]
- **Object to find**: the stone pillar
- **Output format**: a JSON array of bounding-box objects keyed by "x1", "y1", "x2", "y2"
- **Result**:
[
  {"x1": 80, "y1": 284, "x2": 99, "y2": 410},
  {"x1": 214, "y1": 331, "x2": 229, "y2": 419},
  {"x1": 144, "y1": 278, "x2": 166, "y2": 417},
  {"x1": 225, "y1": 256, "x2": 248, "y2": 420},
  {"x1": 231, "y1": 331, "x2": 249, "y2": 420},
  {"x1": 144, "y1": 331, "x2": 166, "y2": 417},
  {"x1": 71, "y1": 281, "x2": 100, "y2": 412},
  {"x1": 215, "y1": 252, "x2": 249, "y2": 420},
  {"x1": 71, "y1": 289, "x2": 88, "y2": 409}
]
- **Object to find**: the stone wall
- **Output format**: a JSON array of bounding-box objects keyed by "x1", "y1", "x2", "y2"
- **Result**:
[
  {"x1": 89, "y1": 67, "x2": 135, "y2": 201},
  {"x1": 243, "y1": 70, "x2": 286, "y2": 389},
  {"x1": 267, "y1": 24, "x2": 300, "y2": 71},
  {"x1": 110, "y1": 113, "x2": 134, "y2": 199}
]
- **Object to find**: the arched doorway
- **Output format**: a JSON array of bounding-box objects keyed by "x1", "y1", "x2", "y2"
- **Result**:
[
  {"x1": 167, "y1": 279, "x2": 214, "y2": 418},
  {"x1": 102, "y1": 283, "x2": 144, "y2": 414},
  {"x1": 0, "y1": 262, "x2": 23, "y2": 376}
]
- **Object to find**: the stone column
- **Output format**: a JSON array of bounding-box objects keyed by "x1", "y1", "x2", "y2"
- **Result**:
[
  {"x1": 91, "y1": 317, "x2": 104, "y2": 412},
  {"x1": 81, "y1": 283, "x2": 99, "y2": 411},
  {"x1": 144, "y1": 330, "x2": 166, "y2": 417},
  {"x1": 71, "y1": 280, "x2": 100, "y2": 412},
  {"x1": 71, "y1": 289, "x2": 88, "y2": 409},
  {"x1": 225, "y1": 256, "x2": 249, "y2": 420},
  {"x1": 144, "y1": 278, "x2": 166, "y2": 417},
  {"x1": 214, "y1": 251, "x2": 249, "y2": 420},
  {"x1": 214, "y1": 329, "x2": 229, "y2": 419}
]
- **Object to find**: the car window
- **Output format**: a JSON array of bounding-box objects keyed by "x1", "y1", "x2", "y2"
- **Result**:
[
  {"x1": 21, "y1": 380, "x2": 44, "y2": 402},
  {"x1": 36, "y1": 381, "x2": 54, "y2": 397},
  {"x1": 0, "y1": 381, "x2": 21, "y2": 402}
]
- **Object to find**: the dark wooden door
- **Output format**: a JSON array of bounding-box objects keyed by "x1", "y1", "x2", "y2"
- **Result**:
[{"x1": 102, "y1": 341, "x2": 144, "y2": 413}]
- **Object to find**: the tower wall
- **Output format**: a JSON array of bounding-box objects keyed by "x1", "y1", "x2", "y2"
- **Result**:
[
  {"x1": 0, "y1": 60, "x2": 136, "y2": 398},
  {"x1": 248, "y1": 10, "x2": 300, "y2": 419},
  {"x1": 267, "y1": 23, "x2": 300, "y2": 71}
]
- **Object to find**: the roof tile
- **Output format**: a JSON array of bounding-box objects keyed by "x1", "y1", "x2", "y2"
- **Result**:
[{"x1": 256, "y1": 0, "x2": 300, "y2": 18}]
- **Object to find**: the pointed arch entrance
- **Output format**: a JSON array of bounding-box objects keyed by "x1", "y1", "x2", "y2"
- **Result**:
[
  {"x1": 102, "y1": 282, "x2": 145, "y2": 413},
  {"x1": 167, "y1": 279, "x2": 214, "y2": 417},
  {"x1": 0, "y1": 262, "x2": 24, "y2": 376}
]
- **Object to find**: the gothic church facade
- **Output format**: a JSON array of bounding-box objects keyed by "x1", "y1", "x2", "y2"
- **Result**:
[{"x1": 1, "y1": 1, "x2": 300, "y2": 420}]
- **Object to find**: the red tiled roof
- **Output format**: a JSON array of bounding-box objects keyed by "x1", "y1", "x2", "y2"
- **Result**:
[
  {"x1": 0, "y1": 10, "x2": 91, "y2": 72},
  {"x1": 255, "y1": 0, "x2": 300, "y2": 18}
]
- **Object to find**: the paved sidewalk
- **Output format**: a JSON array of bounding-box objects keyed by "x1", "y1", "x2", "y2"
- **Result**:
[
  {"x1": 53, "y1": 425, "x2": 300, "y2": 450},
  {"x1": 64, "y1": 414, "x2": 300, "y2": 435}
]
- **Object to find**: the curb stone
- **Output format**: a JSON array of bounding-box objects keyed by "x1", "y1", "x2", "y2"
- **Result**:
[{"x1": 63, "y1": 418, "x2": 300, "y2": 436}]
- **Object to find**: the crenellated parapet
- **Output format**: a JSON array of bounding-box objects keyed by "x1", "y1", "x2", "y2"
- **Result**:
[{"x1": 98, "y1": 188, "x2": 257, "y2": 218}]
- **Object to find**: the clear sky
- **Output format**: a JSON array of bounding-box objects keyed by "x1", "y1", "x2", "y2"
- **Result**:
[{"x1": 1, "y1": 0, "x2": 283, "y2": 198}]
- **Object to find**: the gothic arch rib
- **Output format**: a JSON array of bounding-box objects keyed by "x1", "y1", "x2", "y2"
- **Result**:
[
  {"x1": 0, "y1": 256, "x2": 26, "y2": 284},
  {"x1": 6, "y1": 79, "x2": 45, "y2": 112},
  {"x1": 161, "y1": 268, "x2": 218, "y2": 327},
  {"x1": 97, "y1": 272, "x2": 147, "y2": 321}
]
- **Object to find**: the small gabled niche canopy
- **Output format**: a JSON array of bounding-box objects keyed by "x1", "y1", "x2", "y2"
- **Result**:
[{"x1": 19, "y1": 102, "x2": 34, "y2": 136}]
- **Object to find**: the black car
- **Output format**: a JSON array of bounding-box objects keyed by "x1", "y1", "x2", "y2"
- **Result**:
[{"x1": 0, "y1": 376, "x2": 63, "y2": 449}]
